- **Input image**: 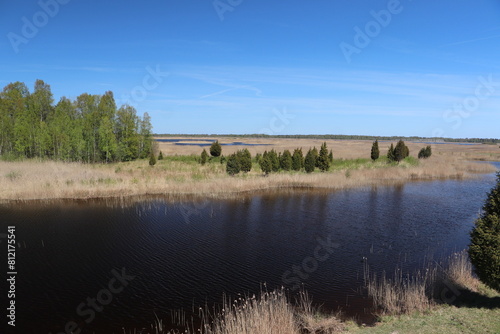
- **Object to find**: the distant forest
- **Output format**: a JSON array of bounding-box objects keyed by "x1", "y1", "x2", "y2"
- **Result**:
[
  {"x1": 156, "y1": 134, "x2": 500, "y2": 144},
  {"x1": 0, "y1": 80, "x2": 153, "y2": 162}
]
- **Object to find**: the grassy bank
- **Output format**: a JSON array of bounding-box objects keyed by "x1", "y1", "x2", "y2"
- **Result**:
[
  {"x1": 156, "y1": 251, "x2": 499, "y2": 334},
  {"x1": 0, "y1": 153, "x2": 497, "y2": 202}
]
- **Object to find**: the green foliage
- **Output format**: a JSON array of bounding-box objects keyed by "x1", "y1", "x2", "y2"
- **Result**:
[
  {"x1": 268, "y1": 149, "x2": 280, "y2": 172},
  {"x1": 317, "y1": 142, "x2": 330, "y2": 172},
  {"x1": 387, "y1": 143, "x2": 395, "y2": 162},
  {"x1": 238, "y1": 148, "x2": 252, "y2": 173},
  {"x1": 226, "y1": 153, "x2": 240, "y2": 175},
  {"x1": 371, "y1": 140, "x2": 380, "y2": 161},
  {"x1": 328, "y1": 150, "x2": 333, "y2": 163},
  {"x1": 200, "y1": 149, "x2": 208, "y2": 165},
  {"x1": 210, "y1": 140, "x2": 222, "y2": 157},
  {"x1": 292, "y1": 148, "x2": 304, "y2": 171},
  {"x1": 393, "y1": 140, "x2": 409, "y2": 162},
  {"x1": 280, "y1": 149, "x2": 292, "y2": 171},
  {"x1": 0, "y1": 80, "x2": 152, "y2": 163},
  {"x1": 418, "y1": 146, "x2": 432, "y2": 159},
  {"x1": 259, "y1": 151, "x2": 272, "y2": 175},
  {"x1": 220, "y1": 155, "x2": 226, "y2": 164},
  {"x1": 255, "y1": 153, "x2": 262, "y2": 164},
  {"x1": 304, "y1": 148, "x2": 316, "y2": 173},
  {"x1": 158, "y1": 151, "x2": 164, "y2": 160},
  {"x1": 311, "y1": 147, "x2": 319, "y2": 167},
  {"x1": 469, "y1": 172, "x2": 500, "y2": 292},
  {"x1": 149, "y1": 152, "x2": 157, "y2": 166}
]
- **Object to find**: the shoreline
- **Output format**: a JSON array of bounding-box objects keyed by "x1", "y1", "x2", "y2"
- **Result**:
[{"x1": 0, "y1": 156, "x2": 497, "y2": 203}]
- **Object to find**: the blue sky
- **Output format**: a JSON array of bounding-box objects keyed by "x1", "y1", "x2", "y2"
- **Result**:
[{"x1": 1, "y1": 0, "x2": 499, "y2": 138}]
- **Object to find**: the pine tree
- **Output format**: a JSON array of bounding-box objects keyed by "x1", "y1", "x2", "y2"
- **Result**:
[
  {"x1": 268, "y1": 149, "x2": 280, "y2": 172},
  {"x1": 292, "y1": 148, "x2": 304, "y2": 171},
  {"x1": 304, "y1": 148, "x2": 316, "y2": 173},
  {"x1": 317, "y1": 142, "x2": 330, "y2": 172},
  {"x1": 387, "y1": 143, "x2": 395, "y2": 162},
  {"x1": 149, "y1": 152, "x2": 157, "y2": 166},
  {"x1": 158, "y1": 151, "x2": 164, "y2": 160},
  {"x1": 280, "y1": 149, "x2": 292, "y2": 171},
  {"x1": 328, "y1": 150, "x2": 333, "y2": 163},
  {"x1": 311, "y1": 147, "x2": 319, "y2": 167},
  {"x1": 210, "y1": 140, "x2": 222, "y2": 157},
  {"x1": 200, "y1": 149, "x2": 208, "y2": 165},
  {"x1": 418, "y1": 146, "x2": 432, "y2": 159},
  {"x1": 371, "y1": 140, "x2": 380, "y2": 161},
  {"x1": 469, "y1": 172, "x2": 500, "y2": 292},
  {"x1": 394, "y1": 140, "x2": 409, "y2": 162}
]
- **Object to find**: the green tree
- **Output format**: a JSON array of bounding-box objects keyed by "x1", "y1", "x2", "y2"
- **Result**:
[
  {"x1": 226, "y1": 153, "x2": 240, "y2": 175},
  {"x1": 304, "y1": 148, "x2": 316, "y2": 173},
  {"x1": 280, "y1": 149, "x2": 292, "y2": 171},
  {"x1": 138, "y1": 112, "x2": 153, "y2": 159},
  {"x1": 200, "y1": 149, "x2": 208, "y2": 165},
  {"x1": 328, "y1": 150, "x2": 333, "y2": 163},
  {"x1": 268, "y1": 149, "x2": 280, "y2": 172},
  {"x1": 317, "y1": 142, "x2": 330, "y2": 172},
  {"x1": 259, "y1": 151, "x2": 272, "y2": 175},
  {"x1": 210, "y1": 140, "x2": 222, "y2": 157},
  {"x1": 292, "y1": 148, "x2": 304, "y2": 171},
  {"x1": 311, "y1": 147, "x2": 319, "y2": 167},
  {"x1": 116, "y1": 105, "x2": 140, "y2": 162},
  {"x1": 387, "y1": 143, "x2": 395, "y2": 162},
  {"x1": 238, "y1": 148, "x2": 252, "y2": 173},
  {"x1": 98, "y1": 116, "x2": 117, "y2": 162},
  {"x1": 149, "y1": 152, "x2": 157, "y2": 166},
  {"x1": 371, "y1": 140, "x2": 380, "y2": 161},
  {"x1": 469, "y1": 172, "x2": 500, "y2": 292},
  {"x1": 418, "y1": 145, "x2": 432, "y2": 159},
  {"x1": 158, "y1": 151, "x2": 164, "y2": 160}
]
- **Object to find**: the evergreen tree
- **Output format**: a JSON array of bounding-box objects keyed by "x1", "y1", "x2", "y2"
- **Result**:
[
  {"x1": 226, "y1": 153, "x2": 240, "y2": 175},
  {"x1": 149, "y1": 152, "x2": 157, "y2": 166},
  {"x1": 328, "y1": 150, "x2": 333, "y2": 163},
  {"x1": 292, "y1": 148, "x2": 304, "y2": 171},
  {"x1": 158, "y1": 151, "x2": 164, "y2": 160},
  {"x1": 259, "y1": 151, "x2": 272, "y2": 175},
  {"x1": 311, "y1": 147, "x2": 319, "y2": 167},
  {"x1": 200, "y1": 149, "x2": 208, "y2": 165},
  {"x1": 210, "y1": 140, "x2": 222, "y2": 157},
  {"x1": 280, "y1": 149, "x2": 292, "y2": 171},
  {"x1": 317, "y1": 142, "x2": 330, "y2": 172},
  {"x1": 387, "y1": 143, "x2": 395, "y2": 162},
  {"x1": 304, "y1": 148, "x2": 316, "y2": 173},
  {"x1": 268, "y1": 149, "x2": 280, "y2": 172},
  {"x1": 469, "y1": 172, "x2": 500, "y2": 292},
  {"x1": 238, "y1": 148, "x2": 252, "y2": 173},
  {"x1": 418, "y1": 145, "x2": 432, "y2": 159},
  {"x1": 394, "y1": 140, "x2": 409, "y2": 162},
  {"x1": 371, "y1": 140, "x2": 380, "y2": 161}
]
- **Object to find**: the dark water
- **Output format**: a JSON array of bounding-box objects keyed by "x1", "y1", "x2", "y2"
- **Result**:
[
  {"x1": 1, "y1": 162, "x2": 499, "y2": 333},
  {"x1": 156, "y1": 138, "x2": 270, "y2": 147}
]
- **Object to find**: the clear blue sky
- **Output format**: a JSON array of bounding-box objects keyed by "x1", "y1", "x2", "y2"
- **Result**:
[{"x1": 1, "y1": 0, "x2": 499, "y2": 138}]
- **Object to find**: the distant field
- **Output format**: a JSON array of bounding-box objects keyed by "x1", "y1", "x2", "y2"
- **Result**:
[{"x1": 156, "y1": 136, "x2": 500, "y2": 161}]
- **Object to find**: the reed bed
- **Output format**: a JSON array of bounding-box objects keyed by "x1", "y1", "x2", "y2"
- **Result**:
[{"x1": 0, "y1": 153, "x2": 496, "y2": 202}]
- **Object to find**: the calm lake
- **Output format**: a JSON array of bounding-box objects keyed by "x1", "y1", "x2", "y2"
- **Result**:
[{"x1": 2, "y1": 162, "x2": 499, "y2": 333}]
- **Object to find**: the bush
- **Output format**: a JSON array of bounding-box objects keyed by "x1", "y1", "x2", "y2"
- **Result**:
[
  {"x1": 259, "y1": 151, "x2": 272, "y2": 175},
  {"x1": 394, "y1": 140, "x2": 409, "y2": 162},
  {"x1": 469, "y1": 172, "x2": 500, "y2": 292},
  {"x1": 371, "y1": 140, "x2": 380, "y2": 161},
  {"x1": 317, "y1": 142, "x2": 330, "y2": 172},
  {"x1": 158, "y1": 151, "x2": 164, "y2": 160},
  {"x1": 280, "y1": 149, "x2": 292, "y2": 171},
  {"x1": 304, "y1": 148, "x2": 316, "y2": 173},
  {"x1": 226, "y1": 153, "x2": 240, "y2": 175},
  {"x1": 238, "y1": 148, "x2": 252, "y2": 173},
  {"x1": 268, "y1": 149, "x2": 280, "y2": 172},
  {"x1": 210, "y1": 140, "x2": 222, "y2": 157},
  {"x1": 387, "y1": 143, "x2": 395, "y2": 162},
  {"x1": 292, "y1": 148, "x2": 304, "y2": 171},
  {"x1": 418, "y1": 146, "x2": 432, "y2": 159},
  {"x1": 149, "y1": 152, "x2": 156, "y2": 166},
  {"x1": 200, "y1": 149, "x2": 208, "y2": 165}
]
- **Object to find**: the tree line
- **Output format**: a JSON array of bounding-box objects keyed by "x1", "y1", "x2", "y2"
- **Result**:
[{"x1": 0, "y1": 80, "x2": 154, "y2": 163}]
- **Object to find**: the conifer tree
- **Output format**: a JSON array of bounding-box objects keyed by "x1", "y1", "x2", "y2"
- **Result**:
[
  {"x1": 280, "y1": 149, "x2": 292, "y2": 171},
  {"x1": 387, "y1": 143, "x2": 395, "y2": 162},
  {"x1": 238, "y1": 148, "x2": 252, "y2": 173},
  {"x1": 149, "y1": 152, "x2": 157, "y2": 166},
  {"x1": 371, "y1": 140, "x2": 380, "y2": 161},
  {"x1": 317, "y1": 142, "x2": 330, "y2": 172},
  {"x1": 226, "y1": 153, "x2": 240, "y2": 175},
  {"x1": 200, "y1": 149, "x2": 208, "y2": 165},
  {"x1": 210, "y1": 140, "x2": 222, "y2": 157},
  {"x1": 268, "y1": 149, "x2": 280, "y2": 172},
  {"x1": 158, "y1": 151, "x2": 164, "y2": 160},
  {"x1": 304, "y1": 148, "x2": 316, "y2": 173},
  {"x1": 292, "y1": 148, "x2": 304, "y2": 171}
]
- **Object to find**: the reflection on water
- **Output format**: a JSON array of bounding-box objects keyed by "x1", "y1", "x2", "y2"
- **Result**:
[{"x1": 2, "y1": 162, "x2": 499, "y2": 333}]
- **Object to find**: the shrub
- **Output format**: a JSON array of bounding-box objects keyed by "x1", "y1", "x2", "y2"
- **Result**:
[
  {"x1": 394, "y1": 140, "x2": 409, "y2": 162},
  {"x1": 226, "y1": 153, "x2": 240, "y2": 175},
  {"x1": 371, "y1": 140, "x2": 380, "y2": 161},
  {"x1": 268, "y1": 149, "x2": 280, "y2": 172},
  {"x1": 317, "y1": 142, "x2": 330, "y2": 172},
  {"x1": 418, "y1": 145, "x2": 432, "y2": 159},
  {"x1": 149, "y1": 152, "x2": 156, "y2": 166},
  {"x1": 280, "y1": 149, "x2": 292, "y2": 171},
  {"x1": 387, "y1": 143, "x2": 395, "y2": 162},
  {"x1": 210, "y1": 140, "x2": 222, "y2": 157},
  {"x1": 304, "y1": 148, "x2": 316, "y2": 173},
  {"x1": 238, "y1": 148, "x2": 252, "y2": 173},
  {"x1": 328, "y1": 149, "x2": 333, "y2": 163},
  {"x1": 469, "y1": 172, "x2": 500, "y2": 292},
  {"x1": 200, "y1": 149, "x2": 208, "y2": 165},
  {"x1": 259, "y1": 151, "x2": 272, "y2": 175},
  {"x1": 292, "y1": 148, "x2": 304, "y2": 171},
  {"x1": 158, "y1": 151, "x2": 164, "y2": 160}
]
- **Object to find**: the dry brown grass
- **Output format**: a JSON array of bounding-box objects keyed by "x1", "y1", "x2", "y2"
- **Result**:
[
  {"x1": 0, "y1": 138, "x2": 497, "y2": 202},
  {"x1": 444, "y1": 250, "x2": 479, "y2": 292}
]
